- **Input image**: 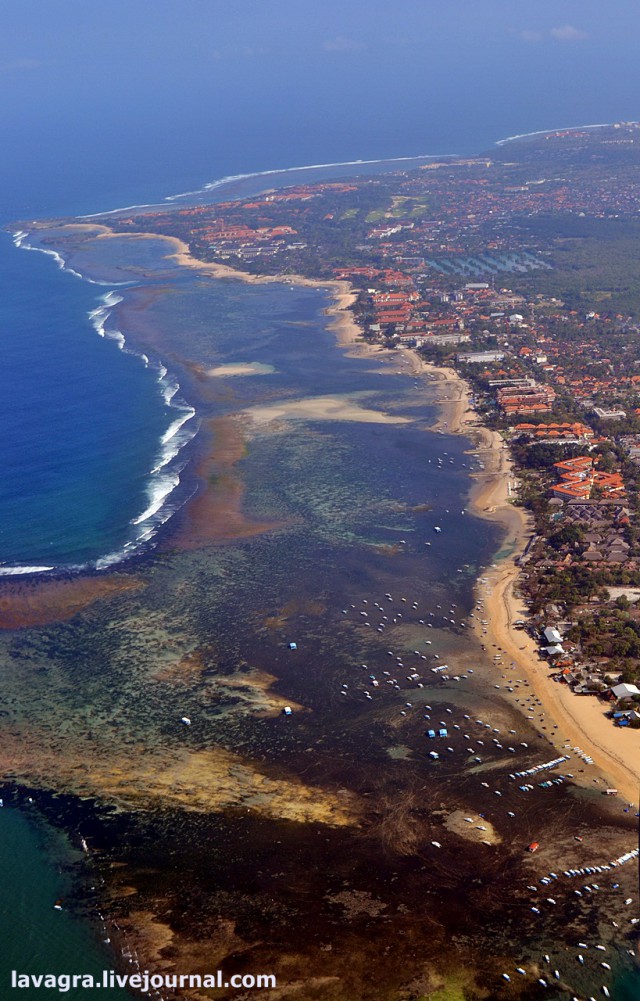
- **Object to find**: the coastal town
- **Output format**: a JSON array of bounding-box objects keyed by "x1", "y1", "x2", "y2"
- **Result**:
[{"x1": 101, "y1": 125, "x2": 640, "y2": 736}]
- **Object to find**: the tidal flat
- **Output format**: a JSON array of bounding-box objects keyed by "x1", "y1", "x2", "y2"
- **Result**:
[{"x1": 1, "y1": 223, "x2": 638, "y2": 999}]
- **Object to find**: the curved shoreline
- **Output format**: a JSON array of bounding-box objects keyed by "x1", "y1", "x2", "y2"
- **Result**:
[{"x1": 10, "y1": 221, "x2": 640, "y2": 808}]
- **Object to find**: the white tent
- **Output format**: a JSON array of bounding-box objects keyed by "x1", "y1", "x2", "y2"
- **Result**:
[
  {"x1": 611, "y1": 682, "x2": 640, "y2": 700},
  {"x1": 543, "y1": 626, "x2": 562, "y2": 645}
]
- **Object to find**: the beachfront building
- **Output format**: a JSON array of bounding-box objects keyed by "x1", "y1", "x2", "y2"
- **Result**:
[
  {"x1": 543, "y1": 626, "x2": 563, "y2": 645},
  {"x1": 496, "y1": 380, "x2": 556, "y2": 416},
  {"x1": 511, "y1": 422, "x2": 595, "y2": 442},
  {"x1": 611, "y1": 682, "x2": 640, "y2": 700},
  {"x1": 550, "y1": 456, "x2": 626, "y2": 503}
]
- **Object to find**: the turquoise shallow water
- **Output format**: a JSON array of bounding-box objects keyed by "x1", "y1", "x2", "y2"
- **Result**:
[{"x1": 0, "y1": 807, "x2": 132, "y2": 999}]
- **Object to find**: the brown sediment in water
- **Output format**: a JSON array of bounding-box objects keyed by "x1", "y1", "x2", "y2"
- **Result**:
[
  {"x1": 153, "y1": 651, "x2": 304, "y2": 716},
  {"x1": 0, "y1": 575, "x2": 145, "y2": 630},
  {"x1": 262, "y1": 596, "x2": 327, "y2": 632},
  {"x1": 2, "y1": 731, "x2": 359, "y2": 825},
  {"x1": 172, "y1": 415, "x2": 280, "y2": 548}
]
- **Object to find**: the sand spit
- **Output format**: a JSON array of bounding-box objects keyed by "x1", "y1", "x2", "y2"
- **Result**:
[{"x1": 204, "y1": 362, "x2": 276, "y2": 377}]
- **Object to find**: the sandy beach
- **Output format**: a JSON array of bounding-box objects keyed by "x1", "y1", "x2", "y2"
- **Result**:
[
  {"x1": 409, "y1": 359, "x2": 640, "y2": 805},
  {"x1": 480, "y1": 564, "x2": 640, "y2": 805}
]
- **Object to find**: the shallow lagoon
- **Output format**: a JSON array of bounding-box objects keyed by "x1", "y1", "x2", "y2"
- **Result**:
[{"x1": 1, "y1": 220, "x2": 638, "y2": 996}]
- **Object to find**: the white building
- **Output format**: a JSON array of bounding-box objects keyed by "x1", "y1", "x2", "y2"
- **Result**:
[
  {"x1": 611, "y1": 682, "x2": 640, "y2": 700},
  {"x1": 543, "y1": 626, "x2": 563, "y2": 645}
]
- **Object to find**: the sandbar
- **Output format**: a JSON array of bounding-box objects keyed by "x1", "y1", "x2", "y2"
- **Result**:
[{"x1": 243, "y1": 394, "x2": 409, "y2": 427}]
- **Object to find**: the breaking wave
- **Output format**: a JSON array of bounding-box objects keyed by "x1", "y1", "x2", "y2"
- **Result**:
[
  {"x1": 88, "y1": 290, "x2": 199, "y2": 555},
  {"x1": 495, "y1": 121, "x2": 628, "y2": 146},
  {"x1": 0, "y1": 287, "x2": 199, "y2": 577},
  {"x1": 0, "y1": 565, "x2": 56, "y2": 577},
  {"x1": 12, "y1": 230, "x2": 131, "y2": 287},
  {"x1": 78, "y1": 152, "x2": 457, "y2": 218}
]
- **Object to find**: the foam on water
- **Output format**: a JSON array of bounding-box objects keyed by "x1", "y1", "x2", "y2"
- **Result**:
[
  {"x1": 13, "y1": 230, "x2": 131, "y2": 287},
  {"x1": 0, "y1": 280, "x2": 199, "y2": 575},
  {"x1": 0, "y1": 565, "x2": 55, "y2": 576},
  {"x1": 130, "y1": 471, "x2": 182, "y2": 527},
  {"x1": 495, "y1": 120, "x2": 633, "y2": 146},
  {"x1": 87, "y1": 292, "x2": 199, "y2": 553}
]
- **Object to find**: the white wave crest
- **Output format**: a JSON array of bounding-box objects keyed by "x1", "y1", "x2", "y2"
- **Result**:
[
  {"x1": 79, "y1": 200, "x2": 162, "y2": 220},
  {"x1": 106, "y1": 329, "x2": 126, "y2": 350},
  {"x1": 12, "y1": 230, "x2": 131, "y2": 286},
  {"x1": 5, "y1": 249, "x2": 200, "y2": 575},
  {"x1": 163, "y1": 152, "x2": 458, "y2": 203},
  {"x1": 0, "y1": 565, "x2": 55, "y2": 576},
  {"x1": 76, "y1": 152, "x2": 458, "y2": 219},
  {"x1": 161, "y1": 375, "x2": 180, "y2": 407},
  {"x1": 130, "y1": 471, "x2": 181, "y2": 526},
  {"x1": 88, "y1": 292, "x2": 124, "y2": 342},
  {"x1": 495, "y1": 120, "x2": 632, "y2": 146},
  {"x1": 151, "y1": 411, "x2": 198, "y2": 475},
  {"x1": 160, "y1": 408, "x2": 196, "y2": 448}
]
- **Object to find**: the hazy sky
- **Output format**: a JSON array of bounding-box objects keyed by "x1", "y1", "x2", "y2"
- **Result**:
[
  {"x1": 2, "y1": 1, "x2": 640, "y2": 212},
  {"x1": 3, "y1": 0, "x2": 638, "y2": 104}
]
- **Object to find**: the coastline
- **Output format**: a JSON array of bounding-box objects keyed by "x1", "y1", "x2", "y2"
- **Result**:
[
  {"x1": 50, "y1": 224, "x2": 368, "y2": 350},
  {"x1": 23, "y1": 221, "x2": 640, "y2": 807},
  {"x1": 409, "y1": 355, "x2": 640, "y2": 806},
  {"x1": 6, "y1": 209, "x2": 640, "y2": 996}
]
